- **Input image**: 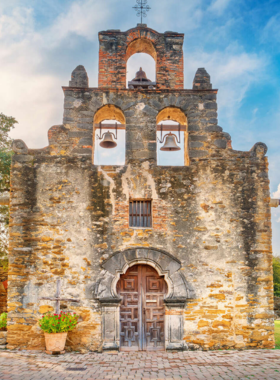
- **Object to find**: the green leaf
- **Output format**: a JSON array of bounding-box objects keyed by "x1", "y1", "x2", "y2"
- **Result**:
[{"x1": 0, "y1": 113, "x2": 18, "y2": 265}]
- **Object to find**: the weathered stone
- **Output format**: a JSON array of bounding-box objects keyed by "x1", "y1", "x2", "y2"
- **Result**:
[
  {"x1": 69, "y1": 65, "x2": 89, "y2": 88},
  {"x1": 214, "y1": 139, "x2": 227, "y2": 149},
  {"x1": 189, "y1": 150, "x2": 208, "y2": 158},
  {"x1": 204, "y1": 102, "x2": 217, "y2": 110},
  {"x1": 39, "y1": 305, "x2": 54, "y2": 314},
  {"x1": 190, "y1": 141, "x2": 204, "y2": 149},
  {"x1": 12, "y1": 140, "x2": 28, "y2": 155},
  {"x1": 205, "y1": 125, "x2": 223, "y2": 132},
  {"x1": 193, "y1": 68, "x2": 212, "y2": 90},
  {"x1": 78, "y1": 138, "x2": 93, "y2": 146},
  {"x1": 250, "y1": 142, "x2": 268, "y2": 158},
  {"x1": 190, "y1": 135, "x2": 207, "y2": 142},
  {"x1": 143, "y1": 105, "x2": 158, "y2": 116},
  {"x1": 6, "y1": 23, "x2": 274, "y2": 355},
  {"x1": 69, "y1": 131, "x2": 91, "y2": 138}
]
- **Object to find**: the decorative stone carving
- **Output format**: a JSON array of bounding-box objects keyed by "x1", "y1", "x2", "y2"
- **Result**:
[
  {"x1": 250, "y1": 142, "x2": 268, "y2": 159},
  {"x1": 94, "y1": 248, "x2": 195, "y2": 301},
  {"x1": 12, "y1": 139, "x2": 28, "y2": 155},
  {"x1": 93, "y1": 248, "x2": 195, "y2": 351}
]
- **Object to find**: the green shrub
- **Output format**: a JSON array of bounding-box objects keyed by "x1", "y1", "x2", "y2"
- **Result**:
[
  {"x1": 39, "y1": 311, "x2": 78, "y2": 334},
  {"x1": 0, "y1": 312, "x2": 7, "y2": 329},
  {"x1": 273, "y1": 257, "x2": 280, "y2": 297},
  {"x1": 274, "y1": 283, "x2": 280, "y2": 297}
]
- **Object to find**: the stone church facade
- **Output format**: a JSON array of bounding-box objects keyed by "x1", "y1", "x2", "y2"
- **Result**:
[{"x1": 7, "y1": 25, "x2": 274, "y2": 352}]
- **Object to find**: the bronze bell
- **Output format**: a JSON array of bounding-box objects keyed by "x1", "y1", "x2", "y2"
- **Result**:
[
  {"x1": 160, "y1": 133, "x2": 181, "y2": 151},
  {"x1": 134, "y1": 67, "x2": 148, "y2": 81},
  {"x1": 100, "y1": 131, "x2": 117, "y2": 149}
]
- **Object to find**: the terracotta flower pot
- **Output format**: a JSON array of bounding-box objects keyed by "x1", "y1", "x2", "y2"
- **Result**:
[{"x1": 44, "y1": 332, "x2": 68, "y2": 352}]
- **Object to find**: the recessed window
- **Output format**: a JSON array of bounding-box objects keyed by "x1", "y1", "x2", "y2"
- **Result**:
[{"x1": 129, "y1": 200, "x2": 152, "y2": 228}]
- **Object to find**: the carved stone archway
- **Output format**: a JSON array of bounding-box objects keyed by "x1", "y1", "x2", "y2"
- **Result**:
[{"x1": 93, "y1": 248, "x2": 195, "y2": 351}]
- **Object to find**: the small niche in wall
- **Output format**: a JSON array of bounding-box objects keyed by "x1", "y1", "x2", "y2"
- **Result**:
[
  {"x1": 157, "y1": 121, "x2": 184, "y2": 166},
  {"x1": 94, "y1": 120, "x2": 125, "y2": 165}
]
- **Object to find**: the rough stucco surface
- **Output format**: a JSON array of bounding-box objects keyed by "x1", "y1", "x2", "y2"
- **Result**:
[{"x1": 7, "y1": 26, "x2": 274, "y2": 352}]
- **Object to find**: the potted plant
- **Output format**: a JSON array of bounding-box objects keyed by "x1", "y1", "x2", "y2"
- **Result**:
[
  {"x1": 0, "y1": 312, "x2": 7, "y2": 331},
  {"x1": 39, "y1": 311, "x2": 78, "y2": 353},
  {"x1": 0, "y1": 313, "x2": 7, "y2": 348}
]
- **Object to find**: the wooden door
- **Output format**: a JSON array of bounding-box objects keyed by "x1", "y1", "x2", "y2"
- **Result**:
[{"x1": 117, "y1": 265, "x2": 167, "y2": 351}]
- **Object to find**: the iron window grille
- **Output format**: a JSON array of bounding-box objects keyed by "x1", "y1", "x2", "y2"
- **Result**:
[{"x1": 129, "y1": 200, "x2": 152, "y2": 228}]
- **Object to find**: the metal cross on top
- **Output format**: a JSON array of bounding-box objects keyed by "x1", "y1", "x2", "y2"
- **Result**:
[
  {"x1": 133, "y1": 0, "x2": 151, "y2": 24},
  {"x1": 41, "y1": 278, "x2": 79, "y2": 314}
]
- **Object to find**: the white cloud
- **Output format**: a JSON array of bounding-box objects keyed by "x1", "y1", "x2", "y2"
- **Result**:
[
  {"x1": 261, "y1": 13, "x2": 280, "y2": 45},
  {"x1": 151, "y1": 0, "x2": 203, "y2": 31},
  {"x1": 208, "y1": 0, "x2": 231, "y2": 15},
  {"x1": 0, "y1": 7, "x2": 34, "y2": 40},
  {"x1": 0, "y1": 1, "x2": 114, "y2": 148},
  {"x1": 47, "y1": 0, "x2": 112, "y2": 45},
  {"x1": 185, "y1": 46, "x2": 266, "y2": 115},
  {"x1": 0, "y1": 7, "x2": 60, "y2": 147},
  {"x1": 273, "y1": 184, "x2": 280, "y2": 199}
]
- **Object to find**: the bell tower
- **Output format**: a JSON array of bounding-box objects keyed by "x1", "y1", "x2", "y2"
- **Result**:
[{"x1": 98, "y1": 25, "x2": 184, "y2": 89}]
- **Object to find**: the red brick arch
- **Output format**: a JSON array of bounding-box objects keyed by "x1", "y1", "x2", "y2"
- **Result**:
[
  {"x1": 126, "y1": 38, "x2": 157, "y2": 61},
  {"x1": 98, "y1": 26, "x2": 184, "y2": 89}
]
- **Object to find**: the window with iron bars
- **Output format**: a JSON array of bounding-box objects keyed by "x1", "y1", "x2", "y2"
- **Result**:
[{"x1": 129, "y1": 200, "x2": 152, "y2": 228}]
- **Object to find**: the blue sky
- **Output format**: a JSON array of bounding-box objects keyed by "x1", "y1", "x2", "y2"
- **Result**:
[{"x1": 0, "y1": 0, "x2": 280, "y2": 253}]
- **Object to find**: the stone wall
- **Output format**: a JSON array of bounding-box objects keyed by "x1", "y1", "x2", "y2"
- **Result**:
[{"x1": 7, "y1": 57, "x2": 274, "y2": 351}]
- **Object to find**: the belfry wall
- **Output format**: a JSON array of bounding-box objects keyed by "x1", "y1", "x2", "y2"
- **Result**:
[{"x1": 7, "y1": 25, "x2": 274, "y2": 352}]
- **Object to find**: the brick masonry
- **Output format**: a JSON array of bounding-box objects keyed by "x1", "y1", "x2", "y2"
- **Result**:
[
  {"x1": 98, "y1": 25, "x2": 184, "y2": 89},
  {"x1": 1, "y1": 350, "x2": 280, "y2": 379},
  {"x1": 7, "y1": 25, "x2": 274, "y2": 352}
]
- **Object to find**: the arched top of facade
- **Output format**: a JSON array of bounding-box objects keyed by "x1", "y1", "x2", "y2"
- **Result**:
[
  {"x1": 125, "y1": 26, "x2": 161, "y2": 38},
  {"x1": 126, "y1": 38, "x2": 157, "y2": 61},
  {"x1": 93, "y1": 247, "x2": 196, "y2": 301},
  {"x1": 98, "y1": 27, "x2": 184, "y2": 89},
  {"x1": 94, "y1": 104, "x2": 126, "y2": 125},
  {"x1": 157, "y1": 107, "x2": 188, "y2": 127}
]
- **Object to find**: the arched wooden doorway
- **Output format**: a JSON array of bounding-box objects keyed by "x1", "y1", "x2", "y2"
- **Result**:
[{"x1": 117, "y1": 264, "x2": 167, "y2": 351}]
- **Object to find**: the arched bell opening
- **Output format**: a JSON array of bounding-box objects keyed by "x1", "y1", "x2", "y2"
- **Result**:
[
  {"x1": 116, "y1": 264, "x2": 168, "y2": 351},
  {"x1": 126, "y1": 38, "x2": 157, "y2": 89},
  {"x1": 156, "y1": 107, "x2": 189, "y2": 166},
  {"x1": 93, "y1": 105, "x2": 126, "y2": 165}
]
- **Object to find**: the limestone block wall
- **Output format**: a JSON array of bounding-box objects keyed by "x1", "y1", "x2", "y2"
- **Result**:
[
  {"x1": 7, "y1": 149, "x2": 274, "y2": 351},
  {"x1": 7, "y1": 85, "x2": 274, "y2": 351}
]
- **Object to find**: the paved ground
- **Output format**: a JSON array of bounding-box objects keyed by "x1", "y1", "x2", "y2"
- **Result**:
[{"x1": 0, "y1": 349, "x2": 280, "y2": 379}]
